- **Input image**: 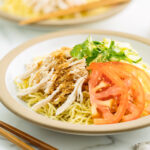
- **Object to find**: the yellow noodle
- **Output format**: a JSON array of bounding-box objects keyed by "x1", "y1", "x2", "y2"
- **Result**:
[{"x1": 15, "y1": 79, "x2": 93, "y2": 124}]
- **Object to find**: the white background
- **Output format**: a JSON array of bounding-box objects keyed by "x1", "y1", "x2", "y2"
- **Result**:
[{"x1": 1, "y1": 0, "x2": 150, "y2": 149}]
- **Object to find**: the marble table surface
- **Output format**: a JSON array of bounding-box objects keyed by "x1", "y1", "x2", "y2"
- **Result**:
[{"x1": 1, "y1": 0, "x2": 150, "y2": 149}]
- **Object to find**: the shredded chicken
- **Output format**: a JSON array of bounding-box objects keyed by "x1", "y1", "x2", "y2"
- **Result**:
[
  {"x1": 70, "y1": 60, "x2": 87, "y2": 80},
  {"x1": 18, "y1": 68, "x2": 54, "y2": 97},
  {"x1": 56, "y1": 76, "x2": 87, "y2": 116},
  {"x1": 32, "y1": 85, "x2": 61, "y2": 111},
  {"x1": 23, "y1": 0, "x2": 86, "y2": 14},
  {"x1": 18, "y1": 47, "x2": 88, "y2": 114},
  {"x1": 20, "y1": 60, "x2": 42, "y2": 80},
  {"x1": 77, "y1": 77, "x2": 85, "y2": 103},
  {"x1": 69, "y1": 59, "x2": 86, "y2": 67},
  {"x1": 44, "y1": 74, "x2": 57, "y2": 94}
]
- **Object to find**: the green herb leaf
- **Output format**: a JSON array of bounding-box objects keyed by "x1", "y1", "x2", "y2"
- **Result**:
[
  {"x1": 70, "y1": 44, "x2": 84, "y2": 59},
  {"x1": 70, "y1": 37, "x2": 142, "y2": 65}
]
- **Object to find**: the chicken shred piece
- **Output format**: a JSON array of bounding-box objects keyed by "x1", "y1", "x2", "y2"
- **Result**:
[
  {"x1": 77, "y1": 78, "x2": 85, "y2": 103},
  {"x1": 69, "y1": 59, "x2": 87, "y2": 80},
  {"x1": 44, "y1": 74, "x2": 57, "y2": 94},
  {"x1": 20, "y1": 60, "x2": 41, "y2": 80},
  {"x1": 18, "y1": 68, "x2": 54, "y2": 97},
  {"x1": 69, "y1": 59, "x2": 86, "y2": 67},
  {"x1": 56, "y1": 76, "x2": 87, "y2": 116},
  {"x1": 32, "y1": 85, "x2": 61, "y2": 111}
]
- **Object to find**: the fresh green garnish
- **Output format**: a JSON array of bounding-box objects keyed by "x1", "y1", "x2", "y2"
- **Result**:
[
  {"x1": 70, "y1": 37, "x2": 101, "y2": 65},
  {"x1": 70, "y1": 37, "x2": 142, "y2": 65}
]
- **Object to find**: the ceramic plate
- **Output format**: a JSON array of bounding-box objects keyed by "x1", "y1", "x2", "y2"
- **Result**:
[
  {"x1": 1, "y1": 29, "x2": 150, "y2": 135},
  {"x1": 0, "y1": 2, "x2": 129, "y2": 26}
]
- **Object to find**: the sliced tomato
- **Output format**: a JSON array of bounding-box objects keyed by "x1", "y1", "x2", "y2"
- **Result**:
[
  {"x1": 106, "y1": 63, "x2": 145, "y2": 121},
  {"x1": 94, "y1": 85, "x2": 122, "y2": 100},
  {"x1": 111, "y1": 62, "x2": 150, "y2": 93},
  {"x1": 123, "y1": 77, "x2": 144, "y2": 121},
  {"x1": 89, "y1": 64, "x2": 128, "y2": 124},
  {"x1": 88, "y1": 62, "x2": 147, "y2": 124},
  {"x1": 121, "y1": 74, "x2": 145, "y2": 121},
  {"x1": 94, "y1": 90, "x2": 128, "y2": 124},
  {"x1": 145, "y1": 105, "x2": 150, "y2": 113}
]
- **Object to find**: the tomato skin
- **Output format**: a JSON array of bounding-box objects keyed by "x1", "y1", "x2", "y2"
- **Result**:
[
  {"x1": 112, "y1": 63, "x2": 145, "y2": 121},
  {"x1": 106, "y1": 62, "x2": 145, "y2": 121},
  {"x1": 94, "y1": 89, "x2": 128, "y2": 124},
  {"x1": 112, "y1": 62, "x2": 150, "y2": 93},
  {"x1": 122, "y1": 77, "x2": 145, "y2": 121},
  {"x1": 89, "y1": 64, "x2": 128, "y2": 124},
  {"x1": 94, "y1": 85, "x2": 122, "y2": 100},
  {"x1": 88, "y1": 61, "x2": 147, "y2": 124}
]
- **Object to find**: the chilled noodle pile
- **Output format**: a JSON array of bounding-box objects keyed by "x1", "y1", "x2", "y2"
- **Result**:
[
  {"x1": 15, "y1": 47, "x2": 93, "y2": 124},
  {"x1": 15, "y1": 38, "x2": 150, "y2": 125}
]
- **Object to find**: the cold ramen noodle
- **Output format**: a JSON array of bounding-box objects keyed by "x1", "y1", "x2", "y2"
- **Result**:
[{"x1": 15, "y1": 38, "x2": 150, "y2": 125}]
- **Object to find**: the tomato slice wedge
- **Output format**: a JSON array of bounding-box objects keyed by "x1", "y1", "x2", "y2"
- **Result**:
[
  {"x1": 106, "y1": 62, "x2": 145, "y2": 121},
  {"x1": 94, "y1": 91, "x2": 128, "y2": 124},
  {"x1": 111, "y1": 62, "x2": 150, "y2": 93},
  {"x1": 88, "y1": 62, "x2": 147, "y2": 124},
  {"x1": 122, "y1": 77, "x2": 145, "y2": 121},
  {"x1": 89, "y1": 64, "x2": 128, "y2": 124},
  {"x1": 94, "y1": 85, "x2": 122, "y2": 100},
  {"x1": 110, "y1": 66, "x2": 145, "y2": 121}
]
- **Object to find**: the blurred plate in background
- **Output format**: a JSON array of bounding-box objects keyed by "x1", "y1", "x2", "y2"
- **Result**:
[{"x1": 0, "y1": 1, "x2": 129, "y2": 26}]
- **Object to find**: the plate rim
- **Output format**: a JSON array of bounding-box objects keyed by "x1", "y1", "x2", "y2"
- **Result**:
[
  {"x1": 0, "y1": 3, "x2": 128, "y2": 26},
  {"x1": 1, "y1": 29, "x2": 150, "y2": 135}
]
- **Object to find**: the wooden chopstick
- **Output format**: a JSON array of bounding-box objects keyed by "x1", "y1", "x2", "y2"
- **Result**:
[
  {"x1": 0, "y1": 127, "x2": 35, "y2": 150},
  {"x1": 0, "y1": 121, "x2": 58, "y2": 150},
  {"x1": 20, "y1": 0, "x2": 130, "y2": 25}
]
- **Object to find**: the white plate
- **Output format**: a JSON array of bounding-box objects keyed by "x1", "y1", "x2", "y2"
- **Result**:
[{"x1": 1, "y1": 29, "x2": 150, "y2": 135}]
